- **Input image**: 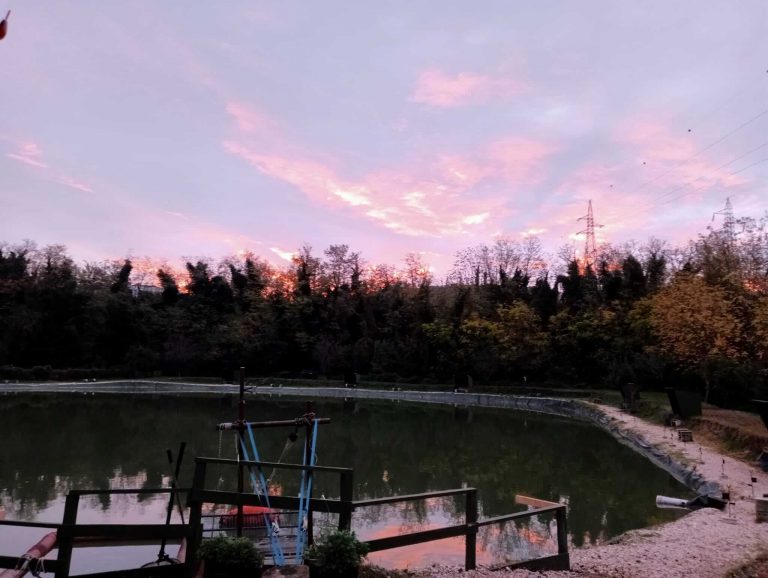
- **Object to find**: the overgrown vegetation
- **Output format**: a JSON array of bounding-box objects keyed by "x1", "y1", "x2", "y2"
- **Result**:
[{"x1": 1, "y1": 215, "x2": 767, "y2": 406}]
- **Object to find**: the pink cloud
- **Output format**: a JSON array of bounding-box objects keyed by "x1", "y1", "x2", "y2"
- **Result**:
[
  {"x1": 6, "y1": 141, "x2": 95, "y2": 193},
  {"x1": 224, "y1": 136, "x2": 555, "y2": 238},
  {"x1": 620, "y1": 120, "x2": 749, "y2": 193},
  {"x1": 409, "y1": 69, "x2": 526, "y2": 108},
  {"x1": 6, "y1": 142, "x2": 48, "y2": 169},
  {"x1": 57, "y1": 176, "x2": 93, "y2": 194},
  {"x1": 225, "y1": 101, "x2": 278, "y2": 135},
  {"x1": 223, "y1": 142, "x2": 339, "y2": 201},
  {"x1": 270, "y1": 247, "x2": 294, "y2": 262}
]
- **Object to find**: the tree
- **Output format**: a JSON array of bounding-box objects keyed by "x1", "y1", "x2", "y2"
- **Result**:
[
  {"x1": 110, "y1": 260, "x2": 132, "y2": 293},
  {"x1": 293, "y1": 244, "x2": 320, "y2": 296},
  {"x1": 649, "y1": 274, "x2": 745, "y2": 400},
  {"x1": 495, "y1": 303, "x2": 547, "y2": 374},
  {"x1": 403, "y1": 253, "x2": 432, "y2": 288},
  {"x1": 157, "y1": 269, "x2": 179, "y2": 304}
]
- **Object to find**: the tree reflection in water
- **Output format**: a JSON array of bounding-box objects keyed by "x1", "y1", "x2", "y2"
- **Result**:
[{"x1": 0, "y1": 393, "x2": 690, "y2": 569}]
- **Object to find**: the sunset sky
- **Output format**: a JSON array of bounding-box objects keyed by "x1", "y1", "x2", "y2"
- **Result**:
[{"x1": 1, "y1": 1, "x2": 767, "y2": 276}]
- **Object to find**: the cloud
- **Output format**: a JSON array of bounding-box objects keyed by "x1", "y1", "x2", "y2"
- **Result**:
[
  {"x1": 620, "y1": 120, "x2": 750, "y2": 194},
  {"x1": 6, "y1": 141, "x2": 94, "y2": 193},
  {"x1": 6, "y1": 143, "x2": 48, "y2": 168},
  {"x1": 463, "y1": 213, "x2": 490, "y2": 225},
  {"x1": 57, "y1": 176, "x2": 93, "y2": 194},
  {"x1": 270, "y1": 247, "x2": 294, "y2": 262},
  {"x1": 225, "y1": 101, "x2": 278, "y2": 135},
  {"x1": 409, "y1": 69, "x2": 526, "y2": 108},
  {"x1": 224, "y1": 136, "x2": 555, "y2": 238},
  {"x1": 165, "y1": 211, "x2": 190, "y2": 220}
]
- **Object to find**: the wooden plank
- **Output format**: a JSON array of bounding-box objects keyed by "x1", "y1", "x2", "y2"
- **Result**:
[
  {"x1": 216, "y1": 417, "x2": 331, "y2": 430},
  {"x1": 0, "y1": 520, "x2": 61, "y2": 528},
  {"x1": 465, "y1": 490, "x2": 477, "y2": 571},
  {"x1": 515, "y1": 495, "x2": 560, "y2": 509},
  {"x1": 476, "y1": 505, "x2": 563, "y2": 527},
  {"x1": 190, "y1": 490, "x2": 344, "y2": 514},
  {"x1": 556, "y1": 506, "x2": 568, "y2": 555},
  {"x1": 63, "y1": 525, "x2": 191, "y2": 540},
  {"x1": 338, "y1": 471, "x2": 354, "y2": 531},
  {"x1": 72, "y1": 537, "x2": 182, "y2": 548},
  {"x1": 196, "y1": 457, "x2": 352, "y2": 475},
  {"x1": 365, "y1": 524, "x2": 467, "y2": 552},
  {"x1": 353, "y1": 488, "x2": 472, "y2": 508},
  {"x1": 71, "y1": 564, "x2": 184, "y2": 578},
  {"x1": 68, "y1": 489, "x2": 189, "y2": 497},
  {"x1": 56, "y1": 492, "x2": 80, "y2": 578},
  {"x1": 184, "y1": 460, "x2": 207, "y2": 578}
]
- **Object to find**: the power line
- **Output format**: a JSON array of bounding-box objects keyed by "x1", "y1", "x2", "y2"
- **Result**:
[
  {"x1": 630, "y1": 106, "x2": 768, "y2": 194},
  {"x1": 644, "y1": 141, "x2": 768, "y2": 207},
  {"x1": 655, "y1": 157, "x2": 768, "y2": 207}
]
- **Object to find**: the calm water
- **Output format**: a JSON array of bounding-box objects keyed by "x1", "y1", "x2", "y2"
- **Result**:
[{"x1": 0, "y1": 392, "x2": 688, "y2": 571}]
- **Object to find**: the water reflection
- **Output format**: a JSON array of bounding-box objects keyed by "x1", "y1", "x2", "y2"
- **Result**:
[{"x1": 0, "y1": 392, "x2": 689, "y2": 570}]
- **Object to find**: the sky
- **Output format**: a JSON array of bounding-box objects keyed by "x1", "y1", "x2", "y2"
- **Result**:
[{"x1": 1, "y1": 1, "x2": 767, "y2": 276}]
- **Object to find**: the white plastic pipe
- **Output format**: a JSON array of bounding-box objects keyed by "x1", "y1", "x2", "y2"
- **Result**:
[{"x1": 656, "y1": 495, "x2": 690, "y2": 509}]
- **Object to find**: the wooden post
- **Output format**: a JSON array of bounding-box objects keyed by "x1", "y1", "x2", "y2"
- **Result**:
[
  {"x1": 464, "y1": 489, "x2": 477, "y2": 571},
  {"x1": 184, "y1": 459, "x2": 208, "y2": 578},
  {"x1": 237, "y1": 366, "x2": 245, "y2": 537},
  {"x1": 556, "y1": 505, "x2": 569, "y2": 561},
  {"x1": 338, "y1": 470, "x2": 354, "y2": 531},
  {"x1": 54, "y1": 492, "x2": 80, "y2": 578}
]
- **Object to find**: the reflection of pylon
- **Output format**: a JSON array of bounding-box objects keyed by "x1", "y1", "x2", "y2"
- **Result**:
[
  {"x1": 712, "y1": 197, "x2": 736, "y2": 244},
  {"x1": 577, "y1": 200, "x2": 602, "y2": 269}
]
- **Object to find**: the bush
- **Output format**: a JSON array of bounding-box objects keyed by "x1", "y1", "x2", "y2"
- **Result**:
[
  {"x1": 307, "y1": 530, "x2": 369, "y2": 577},
  {"x1": 197, "y1": 536, "x2": 263, "y2": 570}
]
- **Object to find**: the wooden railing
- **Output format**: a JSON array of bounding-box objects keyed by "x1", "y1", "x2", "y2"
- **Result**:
[
  {"x1": 2, "y1": 460, "x2": 568, "y2": 577},
  {"x1": 353, "y1": 488, "x2": 479, "y2": 569},
  {"x1": 184, "y1": 457, "x2": 355, "y2": 577},
  {"x1": 0, "y1": 488, "x2": 191, "y2": 578},
  {"x1": 353, "y1": 491, "x2": 568, "y2": 571},
  {"x1": 185, "y1": 457, "x2": 569, "y2": 573}
]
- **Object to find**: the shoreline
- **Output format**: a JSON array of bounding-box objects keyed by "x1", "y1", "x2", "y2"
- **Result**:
[{"x1": 4, "y1": 381, "x2": 768, "y2": 576}]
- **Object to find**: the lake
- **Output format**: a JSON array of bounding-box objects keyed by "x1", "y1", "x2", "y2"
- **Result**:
[{"x1": 0, "y1": 392, "x2": 689, "y2": 572}]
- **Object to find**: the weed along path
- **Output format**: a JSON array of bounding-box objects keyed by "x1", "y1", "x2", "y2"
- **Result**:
[{"x1": 3, "y1": 381, "x2": 768, "y2": 576}]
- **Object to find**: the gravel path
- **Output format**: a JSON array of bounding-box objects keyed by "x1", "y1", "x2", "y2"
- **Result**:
[{"x1": 401, "y1": 405, "x2": 768, "y2": 578}]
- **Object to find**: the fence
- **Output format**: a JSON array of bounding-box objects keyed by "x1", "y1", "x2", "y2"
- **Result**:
[
  {"x1": 1, "y1": 460, "x2": 568, "y2": 577},
  {"x1": 0, "y1": 488, "x2": 191, "y2": 578},
  {"x1": 185, "y1": 456, "x2": 569, "y2": 573}
]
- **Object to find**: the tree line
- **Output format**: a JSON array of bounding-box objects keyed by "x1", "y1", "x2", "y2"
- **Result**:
[{"x1": 1, "y1": 215, "x2": 767, "y2": 406}]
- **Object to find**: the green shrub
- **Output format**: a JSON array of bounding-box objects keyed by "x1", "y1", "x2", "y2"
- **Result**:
[
  {"x1": 197, "y1": 536, "x2": 263, "y2": 569},
  {"x1": 307, "y1": 530, "x2": 369, "y2": 576}
]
